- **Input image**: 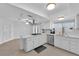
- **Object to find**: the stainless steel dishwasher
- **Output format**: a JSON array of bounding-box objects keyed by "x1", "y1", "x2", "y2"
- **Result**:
[{"x1": 47, "y1": 34, "x2": 54, "y2": 46}]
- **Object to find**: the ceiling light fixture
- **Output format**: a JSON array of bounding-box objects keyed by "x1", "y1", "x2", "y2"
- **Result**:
[
  {"x1": 19, "y1": 14, "x2": 35, "y2": 25},
  {"x1": 58, "y1": 16, "x2": 64, "y2": 20},
  {"x1": 22, "y1": 18, "x2": 29, "y2": 21},
  {"x1": 26, "y1": 22, "x2": 29, "y2": 24},
  {"x1": 46, "y1": 3, "x2": 56, "y2": 10}
]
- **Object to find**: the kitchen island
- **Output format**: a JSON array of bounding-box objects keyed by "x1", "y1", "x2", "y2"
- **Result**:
[{"x1": 19, "y1": 33, "x2": 47, "y2": 52}]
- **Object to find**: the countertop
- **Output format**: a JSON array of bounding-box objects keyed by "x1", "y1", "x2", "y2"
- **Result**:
[
  {"x1": 19, "y1": 33, "x2": 44, "y2": 39},
  {"x1": 55, "y1": 34, "x2": 79, "y2": 39},
  {"x1": 47, "y1": 34, "x2": 55, "y2": 36}
]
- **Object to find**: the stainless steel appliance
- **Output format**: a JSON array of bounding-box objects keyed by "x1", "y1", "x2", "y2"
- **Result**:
[{"x1": 47, "y1": 34, "x2": 54, "y2": 46}]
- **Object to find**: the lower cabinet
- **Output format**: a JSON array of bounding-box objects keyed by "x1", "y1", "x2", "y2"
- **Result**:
[
  {"x1": 20, "y1": 34, "x2": 47, "y2": 52},
  {"x1": 23, "y1": 38, "x2": 34, "y2": 52},
  {"x1": 54, "y1": 36, "x2": 63, "y2": 48},
  {"x1": 25, "y1": 38, "x2": 34, "y2": 52},
  {"x1": 62, "y1": 37, "x2": 70, "y2": 51},
  {"x1": 33, "y1": 34, "x2": 47, "y2": 48},
  {"x1": 54, "y1": 35, "x2": 79, "y2": 55},
  {"x1": 69, "y1": 38, "x2": 79, "y2": 55},
  {"x1": 40, "y1": 34, "x2": 47, "y2": 45},
  {"x1": 54, "y1": 36, "x2": 69, "y2": 50},
  {"x1": 33, "y1": 36, "x2": 40, "y2": 48}
]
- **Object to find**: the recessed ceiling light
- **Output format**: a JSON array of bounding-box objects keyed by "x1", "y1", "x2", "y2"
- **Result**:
[
  {"x1": 46, "y1": 3, "x2": 56, "y2": 10},
  {"x1": 58, "y1": 16, "x2": 64, "y2": 20}
]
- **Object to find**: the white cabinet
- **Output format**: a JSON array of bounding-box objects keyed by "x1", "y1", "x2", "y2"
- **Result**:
[
  {"x1": 69, "y1": 38, "x2": 79, "y2": 54},
  {"x1": 33, "y1": 34, "x2": 47, "y2": 48},
  {"x1": 54, "y1": 36, "x2": 63, "y2": 48},
  {"x1": 76, "y1": 40, "x2": 79, "y2": 54},
  {"x1": 20, "y1": 38, "x2": 34, "y2": 52},
  {"x1": 54, "y1": 35, "x2": 79, "y2": 55},
  {"x1": 33, "y1": 36, "x2": 40, "y2": 48},
  {"x1": 61, "y1": 37, "x2": 70, "y2": 50},
  {"x1": 54, "y1": 36, "x2": 70, "y2": 50},
  {"x1": 40, "y1": 34, "x2": 47, "y2": 44},
  {"x1": 20, "y1": 34, "x2": 47, "y2": 52},
  {"x1": 19, "y1": 38, "x2": 25, "y2": 50},
  {"x1": 25, "y1": 38, "x2": 34, "y2": 52}
]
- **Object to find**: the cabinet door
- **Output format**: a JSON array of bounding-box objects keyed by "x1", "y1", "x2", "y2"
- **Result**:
[
  {"x1": 33, "y1": 36, "x2": 39, "y2": 48},
  {"x1": 40, "y1": 34, "x2": 47, "y2": 44},
  {"x1": 54, "y1": 36, "x2": 79, "y2": 55},
  {"x1": 33, "y1": 34, "x2": 47, "y2": 49},
  {"x1": 54, "y1": 36, "x2": 63, "y2": 48},
  {"x1": 37, "y1": 35, "x2": 42, "y2": 46},
  {"x1": 19, "y1": 38, "x2": 25, "y2": 50},
  {"x1": 70, "y1": 38, "x2": 79, "y2": 54},
  {"x1": 61, "y1": 37, "x2": 70, "y2": 50},
  {"x1": 76, "y1": 39, "x2": 79, "y2": 54},
  {"x1": 54, "y1": 36, "x2": 70, "y2": 50},
  {"x1": 24, "y1": 38, "x2": 34, "y2": 52}
]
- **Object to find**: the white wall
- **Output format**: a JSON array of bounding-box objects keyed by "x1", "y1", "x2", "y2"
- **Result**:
[
  {"x1": 12, "y1": 20, "x2": 32, "y2": 38},
  {"x1": 41, "y1": 22, "x2": 50, "y2": 29},
  {"x1": 0, "y1": 17, "x2": 13, "y2": 44},
  {"x1": 0, "y1": 4, "x2": 48, "y2": 44},
  {"x1": 0, "y1": 17, "x2": 32, "y2": 44},
  {"x1": 54, "y1": 22, "x2": 75, "y2": 35}
]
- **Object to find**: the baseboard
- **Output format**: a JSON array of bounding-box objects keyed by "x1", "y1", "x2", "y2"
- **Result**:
[{"x1": 0, "y1": 37, "x2": 19, "y2": 44}]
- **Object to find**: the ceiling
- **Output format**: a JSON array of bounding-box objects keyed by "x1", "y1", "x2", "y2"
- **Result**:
[
  {"x1": 50, "y1": 3, "x2": 79, "y2": 23},
  {"x1": 10, "y1": 3, "x2": 79, "y2": 23},
  {"x1": 0, "y1": 3, "x2": 49, "y2": 24},
  {"x1": 10, "y1": 3, "x2": 49, "y2": 19},
  {"x1": 0, "y1": 3, "x2": 79, "y2": 24},
  {"x1": 10, "y1": 3, "x2": 68, "y2": 18}
]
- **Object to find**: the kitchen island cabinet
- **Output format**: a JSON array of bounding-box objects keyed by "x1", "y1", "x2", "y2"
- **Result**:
[{"x1": 20, "y1": 34, "x2": 47, "y2": 52}]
